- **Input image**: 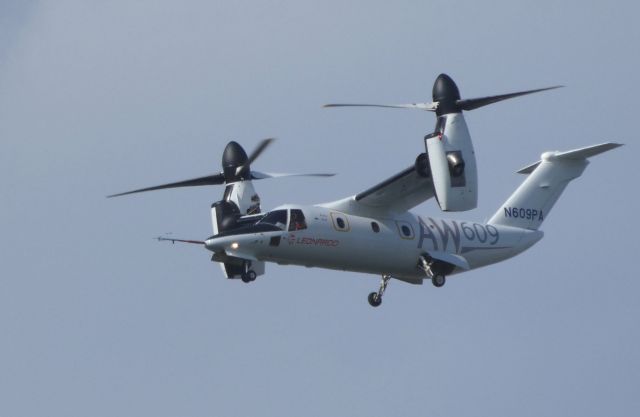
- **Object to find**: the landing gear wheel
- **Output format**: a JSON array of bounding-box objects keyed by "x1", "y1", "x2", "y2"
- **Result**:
[
  {"x1": 367, "y1": 274, "x2": 391, "y2": 307},
  {"x1": 368, "y1": 292, "x2": 382, "y2": 307},
  {"x1": 241, "y1": 270, "x2": 257, "y2": 283},
  {"x1": 432, "y1": 274, "x2": 446, "y2": 288}
]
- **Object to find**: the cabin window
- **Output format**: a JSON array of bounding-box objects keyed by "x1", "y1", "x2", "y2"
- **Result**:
[
  {"x1": 288, "y1": 209, "x2": 307, "y2": 231},
  {"x1": 258, "y1": 209, "x2": 288, "y2": 230},
  {"x1": 371, "y1": 222, "x2": 380, "y2": 233},
  {"x1": 395, "y1": 221, "x2": 415, "y2": 239},
  {"x1": 330, "y1": 212, "x2": 350, "y2": 232}
]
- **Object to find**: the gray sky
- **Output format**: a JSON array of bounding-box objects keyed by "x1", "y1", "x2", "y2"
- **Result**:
[{"x1": 1, "y1": 1, "x2": 638, "y2": 416}]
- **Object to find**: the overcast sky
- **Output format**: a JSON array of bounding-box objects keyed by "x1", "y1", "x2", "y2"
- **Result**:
[{"x1": 1, "y1": 1, "x2": 638, "y2": 416}]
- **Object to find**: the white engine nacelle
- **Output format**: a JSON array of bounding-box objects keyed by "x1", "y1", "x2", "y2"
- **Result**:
[{"x1": 425, "y1": 113, "x2": 478, "y2": 211}]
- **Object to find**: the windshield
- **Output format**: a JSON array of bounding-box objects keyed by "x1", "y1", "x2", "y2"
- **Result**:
[{"x1": 258, "y1": 209, "x2": 288, "y2": 230}]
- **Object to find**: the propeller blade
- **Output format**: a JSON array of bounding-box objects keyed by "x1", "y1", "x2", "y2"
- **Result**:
[
  {"x1": 250, "y1": 171, "x2": 336, "y2": 180},
  {"x1": 235, "y1": 137, "x2": 275, "y2": 176},
  {"x1": 107, "y1": 173, "x2": 225, "y2": 198},
  {"x1": 456, "y1": 85, "x2": 563, "y2": 111},
  {"x1": 323, "y1": 102, "x2": 438, "y2": 111},
  {"x1": 246, "y1": 137, "x2": 275, "y2": 166}
]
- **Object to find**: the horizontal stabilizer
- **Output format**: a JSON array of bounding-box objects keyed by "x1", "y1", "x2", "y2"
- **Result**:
[
  {"x1": 517, "y1": 161, "x2": 541, "y2": 175},
  {"x1": 517, "y1": 142, "x2": 622, "y2": 174},
  {"x1": 554, "y1": 142, "x2": 623, "y2": 159}
]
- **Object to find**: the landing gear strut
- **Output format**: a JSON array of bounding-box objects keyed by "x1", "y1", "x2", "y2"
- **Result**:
[
  {"x1": 368, "y1": 274, "x2": 391, "y2": 307},
  {"x1": 419, "y1": 255, "x2": 447, "y2": 288},
  {"x1": 241, "y1": 262, "x2": 257, "y2": 283}
]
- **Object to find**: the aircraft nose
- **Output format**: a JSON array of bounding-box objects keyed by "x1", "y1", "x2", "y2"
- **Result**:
[
  {"x1": 205, "y1": 235, "x2": 230, "y2": 252},
  {"x1": 204, "y1": 238, "x2": 216, "y2": 251},
  {"x1": 204, "y1": 222, "x2": 282, "y2": 253}
]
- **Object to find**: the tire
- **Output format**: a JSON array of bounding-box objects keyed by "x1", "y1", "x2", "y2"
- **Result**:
[
  {"x1": 247, "y1": 270, "x2": 257, "y2": 281},
  {"x1": 432, "y1": 275, "x2": 446, "y2": 288},
  {"x1": 241, "y1": 271, "x2": 256, "y2": 283},
  {"x1": 368, "y1": 292, "x2": 382, "y2": 307}
]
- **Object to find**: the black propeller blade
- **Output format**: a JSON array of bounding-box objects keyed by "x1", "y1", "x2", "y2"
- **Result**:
[
  {"x1": 323, "y1": 73, "x2": 562, "y2": 117},
  {"x1": 107, "y1": 173, "x2": 225, "y2": 198},
  {"x1": 432, "y1": 73, "x2": 562, "y2": 115},
  {"x1": 456, "y1": 85, "x2": 563, "y2": 111},
  {"x1": 108, "y1": 138, "x2": 334, "y2": 198},
  {"x1": 234, "y1": 137, "x2": 275, "y2": 177}
]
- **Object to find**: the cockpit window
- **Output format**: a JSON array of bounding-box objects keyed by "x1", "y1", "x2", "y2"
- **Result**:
[
  {"x1": 288, "y1": 209, "x2": 307, "y2": 231},
  {"x1": 258, "y1": 209, "x2": 288, "y2": 230}
]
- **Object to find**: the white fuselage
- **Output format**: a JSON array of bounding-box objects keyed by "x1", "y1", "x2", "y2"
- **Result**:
[{"x1": 205, "y1": 204, "x2": 543, "y2": 283}]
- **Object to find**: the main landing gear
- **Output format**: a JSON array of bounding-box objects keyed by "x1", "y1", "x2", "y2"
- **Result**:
[
  {"x1": 368, "y1": 274, "x2": 391, "y2": 307},
  {"x1": 419, "y1": 255, "x2": 447, "y2": 288},
  {"x1": 431, "y1": 274, "x2": 446, "y2": 288}
]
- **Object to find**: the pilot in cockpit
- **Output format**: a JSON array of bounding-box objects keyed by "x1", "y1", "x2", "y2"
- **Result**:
[{"x1": 289, "y1": 209, "x2": 307, "y2": 231}]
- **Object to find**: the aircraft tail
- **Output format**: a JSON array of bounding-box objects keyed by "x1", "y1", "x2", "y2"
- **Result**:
[{"x1": 488, "y1": 143, "x2": 622, "y2": 230}]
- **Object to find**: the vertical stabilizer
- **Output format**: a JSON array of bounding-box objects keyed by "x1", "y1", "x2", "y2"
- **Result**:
[{"x1": 488, "y1": 143, "x2": 621, "y2": 230}]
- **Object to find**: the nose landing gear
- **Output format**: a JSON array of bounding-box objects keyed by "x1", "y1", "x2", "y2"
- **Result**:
[
  {"x1": 241, "y1": 270, "x2": 257, "y2": 283},
  {"x1": 241, "y1": 261, "x2": 257, "y2": 283},
  {"x1": 368, "y1": 274, "x2": 391, "y2": 307}
]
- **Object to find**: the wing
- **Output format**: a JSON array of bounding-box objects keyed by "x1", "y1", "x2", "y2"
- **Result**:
[{"x1": 320, "y1": 165, "x2": 435, "y2": 215}]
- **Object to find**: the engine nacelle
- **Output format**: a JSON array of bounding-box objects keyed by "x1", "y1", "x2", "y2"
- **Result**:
[
  {"x1": 424, "y1": 113, "x2": 478, "y2": 211},
  {"x1": 210, "y1": 200, "x2": 266, "y2": 279},
  {"x1": 211, "y1": 200, "x2": 240, "y2": 235}
]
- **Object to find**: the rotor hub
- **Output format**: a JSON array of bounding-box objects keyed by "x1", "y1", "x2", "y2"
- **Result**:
[
  {"x1": 432, "y1": 73, "x2": 461, "y2": 116},
  {"x1": 222, "y1": 141, "x2": 249, "y2": 181}
]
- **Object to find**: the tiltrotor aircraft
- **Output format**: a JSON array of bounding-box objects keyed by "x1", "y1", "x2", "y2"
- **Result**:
[{"x1": 109, "y1": 74, "x2": 621, "y2": 307}]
